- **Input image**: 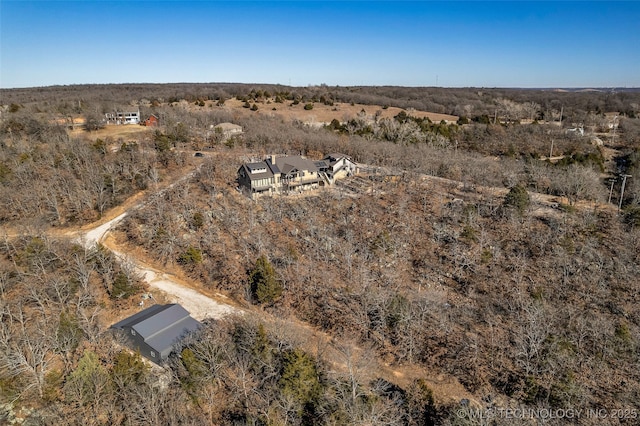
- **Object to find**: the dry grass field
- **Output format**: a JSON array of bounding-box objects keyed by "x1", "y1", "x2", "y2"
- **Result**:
[
  {"x1": 219, "y1": 97, "x2": 459, "y2": 124},
  {"x1": 69, "y1": 123, "x2": 152, "y2": 140}
]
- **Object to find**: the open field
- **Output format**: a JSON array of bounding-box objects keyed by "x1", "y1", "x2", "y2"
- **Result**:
[
  {"x1": 218, "y1": 98, "x2": 459, "y2": 124},
  {"x1": 69, "y1": 123, "x2": 153, "y2": 140}
]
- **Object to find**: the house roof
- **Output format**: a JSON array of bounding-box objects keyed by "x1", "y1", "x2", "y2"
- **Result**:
[
  {"x1": 111, "y1": 107, "x2": 140, "y2": 114},
  {"x1": 215, "y1": 122, "x2": 243, "y2": 132},
  {"x1": 112, "y1": 304, "x2": 201, "y2": 358},
  {"x1": 325, "y1": 153, "x2": 351, "y2": 161},
  {"x1": 271, "y1": 155, "x2": 318, "y2": 175},
  {"x1": 324, "y1": 153, "x2": 353, "y2": 166},
  {"x1": 239, "y1": 155, "x2": 322, "y2": 182},
  {"x1": 240, "y1": 162, "x2": 274, "y2": 181}
]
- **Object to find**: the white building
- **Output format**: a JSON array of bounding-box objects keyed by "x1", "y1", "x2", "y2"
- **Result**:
[{"x1": 105, "y1": 108, "x2": 140, "y2": 125}]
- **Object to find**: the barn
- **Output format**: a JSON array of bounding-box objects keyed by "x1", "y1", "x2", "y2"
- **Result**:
[
  {"x1": 111, "y1": 304, "x2": 201, "y2": 364},
  {"x1": 143, "y1": 114, "x2": 159, "y2": 127}
]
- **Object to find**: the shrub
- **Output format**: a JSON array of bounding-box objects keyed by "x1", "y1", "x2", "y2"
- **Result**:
[
  {"x1": 461, "y1": 224, "x2": 478, "y2": 242},
  {"x1": 249, "y1": 255, "x2": 282, "y2": 304},
  {"x1": 92, "y1": 138, "x2": 107, "y2": 154},
  {"x1": 112, "y1": 271, "x2": 139, "y2": 299},
  {"x1": 112, "y1": 350, "x2": 149, "y2": 387},
  {"x1": 191, "y1": 212, "x2": 204, "y2": 229},
  {"x1": 178, "y1": 246, "x2": 203, "y2": 265},
  {"x1": 0, "y1": 162, "x2": 11, "y2": 183},
  {"x1": 327, "y1": 118, "x2": 342, "y2": 131},
  {"x1": 503, "y1": 184, "x2": 530, "y2": 215},
  {"x1": 304, "y1": 103, "x2": 314, "y2": 110},
  {"x1": 279, "y1": 349, "x2": 322, "y2": 410},
  {"x1": 153, "y1": 131, "x2": 171, "y2": 152},
  {"x1": 480, "y1": 249, "x2": 493, "y2": 264}
]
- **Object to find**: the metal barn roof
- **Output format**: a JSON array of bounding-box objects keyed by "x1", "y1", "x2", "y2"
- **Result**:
[{"x1": 112, "y1": 304, "x2": 201, "y2": 360}]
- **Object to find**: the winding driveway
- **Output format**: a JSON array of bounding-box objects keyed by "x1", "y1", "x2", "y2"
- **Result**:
[{"x1": 73, "y1": 164, "x2": 240, "y2": 321}]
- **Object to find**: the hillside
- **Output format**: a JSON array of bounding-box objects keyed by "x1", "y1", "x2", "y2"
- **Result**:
[{"x1": 1, "y1": 84, "x2": 639, "y2": 425}]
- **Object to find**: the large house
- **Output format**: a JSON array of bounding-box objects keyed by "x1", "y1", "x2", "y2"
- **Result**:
[
  {"x1": 237, "y1": 153, "x2": 356, "y2": 197},
  {"x1": 111, "y1": 304, "x2": 201, "y2": 364},
  {"x1": 105, "y1": 108, "x2": 141, "y2": 125}
]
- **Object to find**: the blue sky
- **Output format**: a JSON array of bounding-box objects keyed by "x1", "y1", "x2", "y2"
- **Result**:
[{"x1": 1, "y1": 1, "x2": 639, "y2": 89}]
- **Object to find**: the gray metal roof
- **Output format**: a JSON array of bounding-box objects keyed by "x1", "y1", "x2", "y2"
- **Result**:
[
  {"x1": 111, "y1": 304, "x2": 168, "y2": 331},
  {"x1": 145, "y1": 316, "x2": 202, "y2": 358},
  {"x1": 112, "y1": 304, "x2": 201, "y2": 358}
]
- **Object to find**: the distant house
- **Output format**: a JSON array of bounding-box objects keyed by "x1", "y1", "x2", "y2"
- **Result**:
[
  {"x1": 105, "y1": 108, "x2": 140, "y2": 125},
  {"x1": 237, "y1": 154, "x2": 357, "y2": 197},
  {"x1": 213, "y1": 122, "x2": 243, "y2": 139},
  {"x1": 206, "y1": 122, "x2": 243, "y2": 146},
  {"x1": 143, "y1": 114, "x2": 159, "y2": 127},
  {"x1": 111, "y1": 304, "x2": 201, "y2": 365}
]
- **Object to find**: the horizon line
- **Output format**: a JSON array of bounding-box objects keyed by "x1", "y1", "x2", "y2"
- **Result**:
[{"x1": 2, "y1": 82, "x2": 639, "y2": 92}]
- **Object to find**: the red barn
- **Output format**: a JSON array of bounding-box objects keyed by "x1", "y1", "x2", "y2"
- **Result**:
[{"x1": 143, "y1": 114, "x2": 159, "y2": 127}]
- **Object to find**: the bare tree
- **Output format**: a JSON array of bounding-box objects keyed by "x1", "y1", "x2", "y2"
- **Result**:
[{"x1": 0, "y1": 305, "x2": 56, "y2": 399}]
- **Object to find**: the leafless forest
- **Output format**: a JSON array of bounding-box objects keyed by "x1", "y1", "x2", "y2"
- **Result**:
[{"x1": 1, "y1": 84, "x2": 639, "y2": 425}]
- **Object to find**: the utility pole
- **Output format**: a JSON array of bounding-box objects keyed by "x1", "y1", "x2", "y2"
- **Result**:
[
  {"x1": 608, "y1": 178, "x2": 616, "y2": 204},
  {"x1": 618, "y1": 174, "x2": 632, "y2": 211},
  {"x1": 549, "y1": 140, "x2": 554, "y2": 159}
]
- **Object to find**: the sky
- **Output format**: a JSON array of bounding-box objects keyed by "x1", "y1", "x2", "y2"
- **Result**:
[{"x1": 1, "y1": 1, "x2": 639, "y2": 89}]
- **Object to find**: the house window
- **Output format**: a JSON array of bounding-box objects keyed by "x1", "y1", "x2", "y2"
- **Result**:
[{"x1": 150, "y1": 351, "x2": 156, "y2": 358}]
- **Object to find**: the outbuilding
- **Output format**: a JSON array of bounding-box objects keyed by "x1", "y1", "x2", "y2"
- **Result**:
[
  {"x1": 111, "y1": 304, "x2": 201, "y2": 364},
  {"x1": 143, "y1": 114, "x2": 159, "y2": 127}
]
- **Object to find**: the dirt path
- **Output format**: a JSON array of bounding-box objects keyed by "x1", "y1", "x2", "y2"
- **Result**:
[
  {"x1": 55, "y1": 162, "x2": 243, "y2": 320},
  {"x1": 100, "y1": 234, "x2": 238, "y2": 321}
]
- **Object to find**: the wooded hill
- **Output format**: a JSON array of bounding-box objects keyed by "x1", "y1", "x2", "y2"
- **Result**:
[{"x1": 1, "y1": 84, "x2": 639, "y2": 425}]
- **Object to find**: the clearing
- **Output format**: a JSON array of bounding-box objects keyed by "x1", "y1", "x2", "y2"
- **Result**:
[
  {"x1": 218, "y1": 98, "x2": 458, "y2": 124},
  {"x1": 69, "y1": 123, "x2": 152, "y2": 141}
]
